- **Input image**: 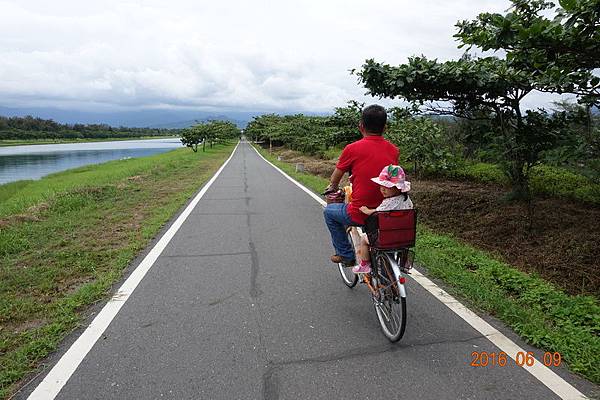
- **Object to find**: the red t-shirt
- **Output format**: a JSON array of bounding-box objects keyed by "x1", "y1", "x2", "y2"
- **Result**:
[{"x1": 336, "y1": 135, "x2": 399, "y2": 225}]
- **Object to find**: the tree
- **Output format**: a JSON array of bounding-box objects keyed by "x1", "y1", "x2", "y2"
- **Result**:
[
  {"x1": 356, "y1": 0, "x2": 599, "y2": 199},
  {"x1": 180, "y1": 126, "x2": 202, "y2": 152},
  {"x1": 386, "y1": 114, "x2": 455, "y2": 175},
  {"x1": 180, "y1": 120, "x2": 240, "y2": 152},
  {"x1": 245, "y1": 114, "x2": 280, "y2": 144},
  {"x1": 455, "y1": 0, "x2": 600, "y2": 105},
  {"x1": 245, "y1": 114, "x2": 333, "y2": 156},
  {"x1": 208, "y1": 120, "x2": 241, "y2": 145},
  {"x1": 328, "y1": 100, "x2": 364, "y2": 146}
]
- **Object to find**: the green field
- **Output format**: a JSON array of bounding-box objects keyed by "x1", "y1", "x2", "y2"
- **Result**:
[
  {"x1": 0, "y1": 143, "x2": 234, "y2": 398},
  {"x1": 252, "y1": 144, "x2": 600, "y2": 385}
]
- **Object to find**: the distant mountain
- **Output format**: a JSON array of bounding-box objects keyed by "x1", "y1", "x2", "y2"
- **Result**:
[
  {"x1": 0, "y1": 106, "x2": 266, "y2": 129},
  {"x1": 147, "y1": 115, "x2": 249, "y2": 129}
]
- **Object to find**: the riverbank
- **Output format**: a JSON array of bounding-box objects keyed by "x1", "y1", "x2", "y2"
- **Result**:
[
  {"x1": 252, "y1": 144, "x2": 600, "y2": 385},
  {"x1": 0, "y1": 136, "x2": 179, "y2": 147},
  {"x1": 0, "y1": 143, "x2": 235, "y2": 399}
]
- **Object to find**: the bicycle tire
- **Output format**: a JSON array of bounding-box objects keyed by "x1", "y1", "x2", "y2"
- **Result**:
[
  {"x1": 337, "y1": 231, "x2": 358, "y2": 288},
  {"x1": 372, "y1": 253, "x2": 406, "y2": 342}
]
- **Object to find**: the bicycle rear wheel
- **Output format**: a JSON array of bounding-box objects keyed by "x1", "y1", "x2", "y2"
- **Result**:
[
  {"x1": 337, "y1": 231, "x2": 358, "y2": 288},
  {"x1": 372, "y1": 253, "x2": 406, "y2": 342}
]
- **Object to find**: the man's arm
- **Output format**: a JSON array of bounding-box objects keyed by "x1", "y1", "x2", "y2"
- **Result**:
[
  {"x1": 327, "y1": 168, "x2": 345, "y2": 190},
  {"x1": 326, "y1": 144, "x2": 352, "y2": 192}
]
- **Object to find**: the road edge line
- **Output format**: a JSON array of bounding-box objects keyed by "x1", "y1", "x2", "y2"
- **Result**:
[
  {"x1": 250, "y1": 143, "x2": 588, "y2": 400},
  {"x1": 27, "y1": 142, "x2": 240, "y2": 400},
  {"x1": 250, "y1": 144, "x2": 326, "y2": 206}
]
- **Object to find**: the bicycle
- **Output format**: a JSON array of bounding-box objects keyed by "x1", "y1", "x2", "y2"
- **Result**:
[{"x1": 325, "y1": 185, "x2": 416, "y2": 342}]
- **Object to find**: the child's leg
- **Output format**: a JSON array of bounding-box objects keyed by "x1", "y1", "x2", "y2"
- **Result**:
[
  {"x1": 353, "y1": 235, "x2": 372, "y2": 273},
  {"x1": 357, "y1": 237, "x2": 370, "y2": 262}
]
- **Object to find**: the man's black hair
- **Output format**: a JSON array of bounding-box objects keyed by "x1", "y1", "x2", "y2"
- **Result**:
[{"x1": 361, "y1": 104, "x2": 387, "y2": 134}]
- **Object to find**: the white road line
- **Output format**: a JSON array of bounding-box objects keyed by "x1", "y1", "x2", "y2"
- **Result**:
[
  {"x1": 251, "y1": 143, "x2": 588, "y2": 400},
  {"x1": 250, "y1": 144, "x2": 326, "y2": 206},
  {"x1": 27, "y1": 142, "x2": 240, "y2": 400}
]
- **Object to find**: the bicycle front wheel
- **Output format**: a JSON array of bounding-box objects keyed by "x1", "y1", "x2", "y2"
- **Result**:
[
  {"x1": 337, "y1": 230, "x2": 358, "y2": 288},
  {"x1": 373, "y1": 253, "x2": 406, "y2": 342}
]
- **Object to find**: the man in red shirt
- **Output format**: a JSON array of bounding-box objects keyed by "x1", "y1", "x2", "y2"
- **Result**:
[{"x1": 323, "y1": 105, "x2": 399, "y2": 266}]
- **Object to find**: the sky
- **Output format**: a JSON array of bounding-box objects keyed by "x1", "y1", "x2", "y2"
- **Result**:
[{"x1": 0, "y1": 0, "x2": 574, "y2": 116}]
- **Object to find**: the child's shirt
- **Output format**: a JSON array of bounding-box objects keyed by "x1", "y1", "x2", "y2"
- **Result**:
[{"x1": 375, "y1": 195, "x2": 413, "y2": 212}]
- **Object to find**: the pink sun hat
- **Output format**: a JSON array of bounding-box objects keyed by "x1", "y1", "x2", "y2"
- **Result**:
[{"x1": 370, "y1": 164, "x2": 411, "y2": 192}]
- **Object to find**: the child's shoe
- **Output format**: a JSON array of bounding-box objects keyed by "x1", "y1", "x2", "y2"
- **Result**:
[{"x1": 352, "y1": 260, "x2": 371, "y2": 274}]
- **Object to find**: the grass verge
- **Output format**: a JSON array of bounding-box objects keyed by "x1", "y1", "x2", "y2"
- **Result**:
[
  {"x1": 253, "y1": 144, "x2": 600, "y2": 385},
  {"x1": 0, "y1": 143, "x2": 234, "y2": 399}
]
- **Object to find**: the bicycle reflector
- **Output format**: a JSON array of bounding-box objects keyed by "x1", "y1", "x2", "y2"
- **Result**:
[{"x1": 399, "y1": 277, "x2": 406, "y2": 284}]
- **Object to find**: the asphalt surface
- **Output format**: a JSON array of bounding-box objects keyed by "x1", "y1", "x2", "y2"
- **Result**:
[{"x1": 22, "y1": 141, "x2": 597, "y2": 399}]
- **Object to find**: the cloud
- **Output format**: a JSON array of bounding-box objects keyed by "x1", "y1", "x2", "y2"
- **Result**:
[{"x1": 0, "y1": 0, "x2": 544, "y2": 114}]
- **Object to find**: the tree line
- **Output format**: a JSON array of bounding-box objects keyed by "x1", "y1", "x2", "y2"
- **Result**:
[
  {"x1": 180, "y1": 120, "x2": 241, "y2": 152},
  {"x1": 0, "y1": 115, "x2": 180, "y2": 140},
  {"x1": 247, "y1": 0, "x2": 600, "y2": 199}
]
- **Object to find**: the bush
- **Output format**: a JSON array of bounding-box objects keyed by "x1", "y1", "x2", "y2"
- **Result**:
[
  {"x1": 529, "y1": 164, "x2": 600, "y2": 204},
  {"x1": 440, "y1": 161, "x2": 600, "y2": 204},
  {"x1": 445, "y1": 162, "x2": 507, "y2": 184}
]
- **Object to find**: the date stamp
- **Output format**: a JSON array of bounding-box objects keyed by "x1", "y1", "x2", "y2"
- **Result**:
[{"x1": 470, "y1": 351, "x2": 562, "y2": 368}]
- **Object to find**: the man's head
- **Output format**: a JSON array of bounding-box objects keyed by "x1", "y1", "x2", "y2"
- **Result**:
[{"x1": 359, "y1": 104, "x2": 387, "y2": 136}]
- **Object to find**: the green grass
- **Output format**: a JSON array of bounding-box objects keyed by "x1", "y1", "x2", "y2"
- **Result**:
[
  {"x1": 416, "y1": 230, "x2": 599, "y2": 382},
  {"x1": 254, "y1": 144, "x2": 600, "y2": 384},
  {"x1": 0, "y1": 136, "x2": 178, "y2": 147},
  {"x1": 322, "y1": 145, "x2": 345, "y2": 160},
  {"x1": 0, "y1": 144, "x2": 235, "y2": 399}
]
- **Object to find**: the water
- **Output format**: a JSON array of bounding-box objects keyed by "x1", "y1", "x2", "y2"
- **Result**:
[{"x1": 0, "y1": 138, "x2": 182, "y2": 185}]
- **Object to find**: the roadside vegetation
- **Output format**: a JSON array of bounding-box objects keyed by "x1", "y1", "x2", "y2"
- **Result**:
[
  {"x1": 246, "y1": 110, "x2": 600, "y2": 205},
  {"x1": 253, "y1": 145, "x2": 600, "y2": 385},
  {"x1": 0, "y1": 142, "x2": 236, "y2": 399}
]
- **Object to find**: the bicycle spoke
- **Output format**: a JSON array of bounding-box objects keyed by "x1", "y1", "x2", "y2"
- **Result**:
[{"x1": 373, "y1": 253, "x2": 406, "y2": 342}]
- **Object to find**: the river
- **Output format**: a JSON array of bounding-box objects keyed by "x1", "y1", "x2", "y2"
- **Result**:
[{"x1": 0, "y1": 138, "x2": 182, "y2": 185}]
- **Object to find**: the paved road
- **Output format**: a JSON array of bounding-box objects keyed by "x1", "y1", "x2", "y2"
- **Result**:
[{"x1": 22, "y1": 141, "x2": 596, "y2": 399}]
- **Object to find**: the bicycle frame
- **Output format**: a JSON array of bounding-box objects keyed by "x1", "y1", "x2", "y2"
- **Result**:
[
  {"x1": 383, "y1": 250, "x2": 407, "y2": 299},
  {"x1": 348, "y1": 225, "x2": 408, "y2": 299}
]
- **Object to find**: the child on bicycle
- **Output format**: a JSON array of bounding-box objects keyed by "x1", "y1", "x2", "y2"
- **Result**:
[{"x1": 353, "y1": 164, "x2": 413, "y2": 274}]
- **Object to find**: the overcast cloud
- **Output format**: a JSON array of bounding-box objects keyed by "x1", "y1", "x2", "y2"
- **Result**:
[{"x1": 0, "y1": 0, "x2": 569, "y2": 114}]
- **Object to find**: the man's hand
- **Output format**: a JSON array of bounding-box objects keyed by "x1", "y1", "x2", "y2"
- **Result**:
[
  {"x1": 324, "y1": 188, "x2": 344, "y2": 204},
  {"x1": 322, "y1": 184, "x2": 338, "y2": 195}
]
